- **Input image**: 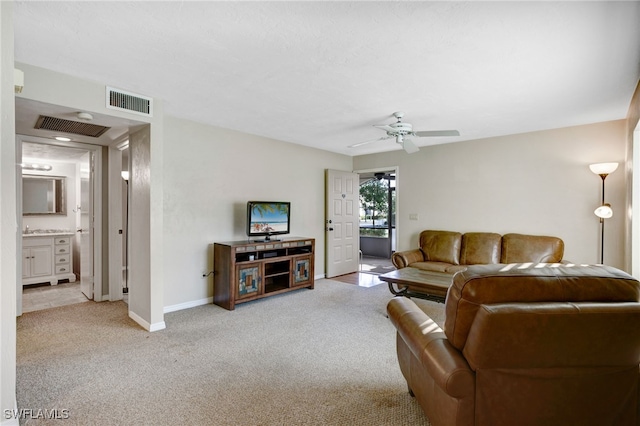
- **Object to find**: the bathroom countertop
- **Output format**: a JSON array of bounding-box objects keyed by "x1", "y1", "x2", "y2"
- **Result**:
[{"x1": 23, "y1": 231, "x2": 75, "y2": 237}]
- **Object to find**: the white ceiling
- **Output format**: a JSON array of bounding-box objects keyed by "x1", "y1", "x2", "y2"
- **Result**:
[{"x1": 13, "y1": 1, "x2": 640, "y2": 157}]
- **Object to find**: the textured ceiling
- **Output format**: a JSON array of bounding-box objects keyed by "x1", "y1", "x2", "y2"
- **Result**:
[{"x1": 13, "y1": 1, "x2": 640, "y2": 156}]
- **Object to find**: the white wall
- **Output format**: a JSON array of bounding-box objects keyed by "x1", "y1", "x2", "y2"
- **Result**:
[
  {"x1": 162, "y1": 116, "x2": 352, "y2": 310},
  {"x1": 129, "y1": 126, "x2": 155, "y2": 325},
  {"x1": 354, "y1": 120, "x2": 627, "y2": 270},
  {"x1": 0, "y1": 1, "x2": 17, "y2": 422},
  {"x1": 625, "y1": 81, "x2": 640, "y2": 276}
]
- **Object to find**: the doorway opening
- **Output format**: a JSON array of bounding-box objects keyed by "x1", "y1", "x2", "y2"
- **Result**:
[
  {"x1": 357, "y1": 168, "x2": 397, "y2": 275},
  {"x1": 15, "y1": 97, "x2": 156, "y2": 329},
  {"x1": 19, "y1": 138, "x2": 99, "y2": 313}
]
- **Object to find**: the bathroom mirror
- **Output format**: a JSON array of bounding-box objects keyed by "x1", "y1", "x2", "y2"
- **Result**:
[{"x1": 22, "y1": 174, "x2": 67, "y2": 215}]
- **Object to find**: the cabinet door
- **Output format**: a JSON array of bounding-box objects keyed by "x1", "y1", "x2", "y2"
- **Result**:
[
  {"x1": 30, "y1": 245, "x2": 53, "y2": 277},
  {"x1": 236, "y1": 263, "x2": 261, "y2": 299},
  {"x1": 292, "y1": 255, "x2": 312, "y2": 285},
  {"x1": 22, "y1": 248, "x2": 31, "y2": 278}
]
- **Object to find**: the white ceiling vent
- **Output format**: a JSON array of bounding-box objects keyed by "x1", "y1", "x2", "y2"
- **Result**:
[{"x1": 106, "y1": 86, "x2": 153, "y2": 117}]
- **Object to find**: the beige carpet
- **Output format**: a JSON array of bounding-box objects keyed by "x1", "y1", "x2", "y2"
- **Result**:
[{"x1": 17, "y1": 279, "x2": 444, "y2": 425}]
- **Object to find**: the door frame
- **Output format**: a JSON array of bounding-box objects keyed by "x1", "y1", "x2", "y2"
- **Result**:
[
  {"x1": 354, "y1": 166, "x2": 399, "y2": 258},
  {"x1": 79, "y1": 150, "x2": 94, "y2": 300},
  {"x1": 16, "y1": 135, "x2": 103, "y2": 315}
]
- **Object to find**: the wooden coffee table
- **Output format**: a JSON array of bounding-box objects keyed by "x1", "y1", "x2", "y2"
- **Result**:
[{"x1": 379, "y1": 267, "x2": 454, "y2": 303}]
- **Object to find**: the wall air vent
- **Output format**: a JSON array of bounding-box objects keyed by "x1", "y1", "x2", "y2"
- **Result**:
[
  {"x1": 106, "y1": 86, "x2": 153, "y2": 117},
  {"x1": 34, "y1": 115, "x2": 110, "y2": 138}
]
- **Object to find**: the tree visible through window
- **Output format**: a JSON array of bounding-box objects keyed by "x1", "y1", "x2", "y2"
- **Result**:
[{"x1": 360, "y1": 178, "x2": 390, "y2": 237}]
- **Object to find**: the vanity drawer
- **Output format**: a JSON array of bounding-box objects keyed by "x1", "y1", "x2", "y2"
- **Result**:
[
  {"x1": 55, "y1": 237, "x2": 71, "y2": 245},
  {"x1": 55, "y1": 244, "x2": 70, "y2": 255},
  {"x1": 55, "y1": 254, "x2": 70, "y2": 264},
  {"x1": 55, "y1": 265, "x2": 71, "y2": 274}
]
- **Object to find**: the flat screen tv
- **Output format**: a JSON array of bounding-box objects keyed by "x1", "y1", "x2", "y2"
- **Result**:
[{"x1": 246, "y1": 201, "x2": 291, "y2": 241}]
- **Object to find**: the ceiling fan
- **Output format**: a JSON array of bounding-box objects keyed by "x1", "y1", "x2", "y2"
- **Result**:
[{"x1": 349, "y1": 111, "x2": 460, "y2": 154}]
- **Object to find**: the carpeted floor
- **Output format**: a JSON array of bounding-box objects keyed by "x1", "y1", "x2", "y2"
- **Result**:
[{"x1": 16, "y1": 279, "x2": 444, "y2": 425}]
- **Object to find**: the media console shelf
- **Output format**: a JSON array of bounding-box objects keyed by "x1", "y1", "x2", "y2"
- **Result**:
[{"x1": 213, "y1": 237, "x2": 315, "y2": 310}]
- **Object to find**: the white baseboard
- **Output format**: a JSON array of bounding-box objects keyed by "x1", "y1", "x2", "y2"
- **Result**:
[
  {"x1": 129, "y1": 310, "x2": 166, "y2": 332},
  {"x1": 163, "y1": 297, "x2": 212, "y2": 313},
  {"x1": 162, "y1": 284, "x2": 326, "y2": 315},
  {"x1": 149, "y1": 321, "x2": 166, "y2": 332},
  {"x1": 315, "y1": 273, "x2": 326, "y2": 280}
]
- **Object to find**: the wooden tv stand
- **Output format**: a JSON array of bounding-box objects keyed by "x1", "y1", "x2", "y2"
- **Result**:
[{"x1": 213, "y1": 237, "x2": 315, "y2": 310}]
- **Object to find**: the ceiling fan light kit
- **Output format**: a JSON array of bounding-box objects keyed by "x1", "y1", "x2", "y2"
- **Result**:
[{"x1": 350, "y1": 111, "x2": 460, "y2": 154}]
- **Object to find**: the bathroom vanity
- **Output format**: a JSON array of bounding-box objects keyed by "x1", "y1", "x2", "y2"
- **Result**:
[{"x1": 22, "y1": 232, "x2": 76, "y2": 286}]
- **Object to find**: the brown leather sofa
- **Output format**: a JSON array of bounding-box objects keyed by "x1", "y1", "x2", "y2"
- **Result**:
[
  {"x1": 387, "y1": 263, "x2": 640, "y2": 426},
  {"x1": 391, "y1": 230, "x2": 565, "y2": 273}
]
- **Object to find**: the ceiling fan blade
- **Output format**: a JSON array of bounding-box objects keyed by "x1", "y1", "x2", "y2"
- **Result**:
[
  {"x1": 374, "y1": 124, "x2": 395, "y2": 132},
  {"x1": 348, "y1": 136, "x2": 390, "y2": 148},
  {"x1": 401, "y1": 138, "x2": 420, "y2": 154},
  {"x1": 414, "y1": 130, "x2": 460, "y2": 137}
]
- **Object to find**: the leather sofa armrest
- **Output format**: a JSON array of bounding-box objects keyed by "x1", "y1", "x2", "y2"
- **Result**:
[
  {"x1": 387, "y1": 298, "x2": 475, "y2": 398},
  {"x1": 391, "y1": 249, "x2": 425, "y2": 269},
  {"x1": 420, "y1": 335, "x2": 475, "y2": 399},
  {"x1": 388, "y1": 297, "x2": 444, "y2": 357}
]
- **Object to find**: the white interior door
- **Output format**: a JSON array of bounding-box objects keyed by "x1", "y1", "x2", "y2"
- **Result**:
[
  {"x1": 325, "y1": 169, "x2": 360, "y2": 278},
  {"x1": 80, "y1": 152, "x2": 94, "y2": 299}
]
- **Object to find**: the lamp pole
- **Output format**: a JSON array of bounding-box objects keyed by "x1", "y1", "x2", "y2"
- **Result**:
[
  {"x1": 589, "y1": 162, "x2": 618, "y2": 265},
  {"x1": 598, "y1": 173, "x2": 606, "y2": 264}
]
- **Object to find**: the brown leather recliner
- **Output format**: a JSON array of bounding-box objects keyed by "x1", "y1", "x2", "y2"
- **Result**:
[{"x1": 387, "y1": 263, "x2": 640, "y2": 426}]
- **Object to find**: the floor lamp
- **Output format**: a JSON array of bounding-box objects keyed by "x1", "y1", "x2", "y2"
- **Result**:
[{"x1": 589, "y1": 162, "x2": 618, "y2": 264}]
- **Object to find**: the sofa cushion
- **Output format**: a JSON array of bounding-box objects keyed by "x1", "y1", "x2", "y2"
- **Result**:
[
  {"x1": 407, "y1": 262, "x2": 467, "y2": 274},
  {"x1": 410, "y1": 261, "x2": 452, "y2": 273},
  {"x1": 419, "y1": 230, "x2": 462, "y2": 265},
  {"x1": 445, "y1": 265, "x2": 468, "y2": 274},
  {"x1": 500, "y1": 233, "x2": 564, "y2": 263},
  {"x1": 444, "y1": 263, "x2": 640, "y2": 351},
  {"x1": 459, "y1": 232, "x2": 501, "y2": 265}
]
